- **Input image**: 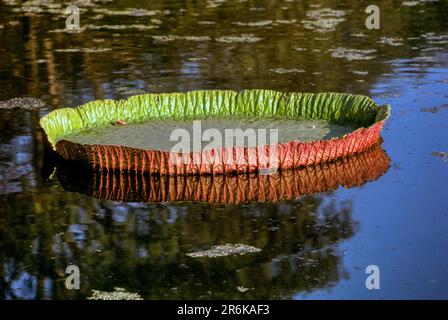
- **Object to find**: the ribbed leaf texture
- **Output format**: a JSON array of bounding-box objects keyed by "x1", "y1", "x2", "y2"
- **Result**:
[{"x1": 57, "y1": 142, "x2": 390, "y2": 204}]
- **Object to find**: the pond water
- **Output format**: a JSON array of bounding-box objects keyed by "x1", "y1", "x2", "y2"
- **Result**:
[{"x1": 0, "y1": 0, "x2": 447, "y2": 299}]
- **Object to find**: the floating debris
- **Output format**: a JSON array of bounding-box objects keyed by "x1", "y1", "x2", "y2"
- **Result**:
[
  {"x1": 421, "y1": 32, "x2": 448, "y2": 45},
  {"x1": 420, "y1": 104, "x2": 448, "y2": 113},
  {"x1": 54, "y1": 47, "x2": 112, "y2": 53},
  {"x1": 302, "y1": 8, "x2": 347, "y2": 33},
  {"x1": 401, "y1": 1, "x2": 420, "y2": 6},
  {"x1": 274, "y1": 19, "x2": 298, "y2": 25},
  {"x1": 372, "y1": 92, "x2": 401, "y2": 99},
  {"x1": 379, "y1": 37, "x2": 404, "y2": 47},
  {"x1": 114, "y1": 86, "x2": 146, "y2": 96},
  {"x1": 10, "y1": 0, "x2": 63, "y2": 15},
  {"x1": 421, "y1": 46, "x2": 444, "y2": 52},
  {"x1": 401, "y1": 0, "x2": 440, "y2": 6},
  {"x1": 197, "y1": 21, "x2": 216, "y2": 25},
  {"x1": 233, "y1": 20, "x2": 273, "y2": 27},
  {"x1": 207, "y1": 0, "x2": 227, "y2": 8},
  {"x1": 250, "y1": 7, "x2": 266, "y2": 12},
  {"x1": 351, "y1": 33, "x2": 368, "y2": 38},
  {"x1": 215, "y1": 34, "x2": 262, "y2": 43},
  {"x1": 86, "y1": 24, "x2": 158, "y2": 31},
  {"x1": 92, "y1": 8, "x2": 169, "y2": 17},
  {"x1": 187, "y1": 57, "x2": 207, "y2": 61},
  {"x1": 329, "y1": 47, "x2": 376, "y2": 60},
  {"x1": 87, "y1": 287, "x2": 143, "y2": 300},
  {"x1": 412, "y1": 56, "x2": 437, "y2": 62},
  {"x1": 352, "y1": 70, "x2": 369, "y2": 75},
  {"x1": 48, "y1": 27, "x2": 86, "y2": 34},
  {"x1": 237, "y1": 286, "x2": 250, "y2": 293},
  {"x1": 0, "y1": 97, "x2": 46, "y2": 110},
  {"x1": 269, "y1": 68, "x2": 305, "y2": 74},
  {"x1": 113, "y1": 120, "x2": 127, "y2": 126},
  {"x1": 431, "y1": 152, "x2": 448, "y2": 162},
  {"x1": 186, "y1": 244, "x2": 262, "y2": 258},
  {"x1": 152, "y1": 35, "x2": 211, "y2": 42},
  {"x1": 2, "y1": 0, "x2": 19, "y2": 4},
  {"x1": 50, "y1": 23, "x2": 159, "y2": 33}
]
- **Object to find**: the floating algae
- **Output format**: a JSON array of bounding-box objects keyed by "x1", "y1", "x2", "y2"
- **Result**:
[
  {"x1": 54, "y1": 47, "x2": 112, "y2": 53},
  {"x1": 269, "y1": 68, "x2": 305, "y2": 74},
  {"x1": 186, "y1": 244, "x2": 262, "y2": 258},
  {"x1": 0, "y1": 97, "x2": 45, "y2": 110},
  {"x1": 10, "y1": 0, "x2": 63, "y2": 15},
  {"x1": 302, "y1": 8, "x2": 347, "y2": 33},
  {"x1": 352, "y1": 70, "x2": 369, "y2": 76},
  {"x1": 420, "y1": 104, "x2": 448, "y2": 113},
  {"x1": 87, "y1": 287, "x2": 143, "y2": 300},
  {"x1": 378, "y1": 37, "x2": 404, "y2": 47},
  {"x1": 274, "y1": 19, "x2": 298, "y2": 25},
  {"x1": 152, "y1": 34, "x2": 260, "y2": 43},
  {"x1": 86, "y1": 24, "x2": 158, "y2": 31},
  {"x1": 152, "y1": 35, "x2": 211, "y2": 42},
  {"x1": 329, "y1": 47, "x2": 377, "y2": 61},
  {"x1": 431, "y1": 152, "x2": 448, "y2": 162},
  {"x1": 402, "y1": 1, "x2": 420, "y2": 6},
  {"x1": 233, "y1": 20, "x2": 273, "y2": 27},
  {"x1": 91, "y1": 8, "x2": 169, "y2": 17},
  {"x1": 215, "y1": 34, "x2": 262, "y2": 43},
  {"x1": 207, "y1": 0, "x2": 227, "y2": 9}
]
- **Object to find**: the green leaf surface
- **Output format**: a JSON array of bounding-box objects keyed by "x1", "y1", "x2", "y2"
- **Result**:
[{"x1": 40, "y1": 89, "x2": 390, "y2": 149}]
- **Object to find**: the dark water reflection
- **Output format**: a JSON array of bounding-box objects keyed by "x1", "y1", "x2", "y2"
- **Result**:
[
  {"x1": 1, "y1": 187, "x2": 354, "y2": 299},
  {"x1": 1, "y1": 0, "x2": 447, "y2": 104},
  {"x1": 0, "y1": 0, "x2": 447, "y2": 299}
]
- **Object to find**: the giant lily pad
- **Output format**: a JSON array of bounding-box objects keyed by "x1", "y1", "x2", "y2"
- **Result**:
[{"x1": 40, "y1": 90, "x2": 390, "y2": 175}]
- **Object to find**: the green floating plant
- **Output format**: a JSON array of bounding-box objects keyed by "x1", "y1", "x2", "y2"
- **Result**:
[{"x1": 40, "y1": 89, "x2": 390, "y2": 175}]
